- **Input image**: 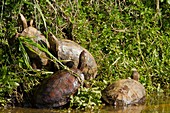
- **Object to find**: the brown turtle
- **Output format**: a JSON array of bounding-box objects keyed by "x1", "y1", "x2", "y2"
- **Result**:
[
  {"x1": 48, "y1": 32, "x2": 97, "y2": 80},
  {"x1": 16, "y1": 14, "x2": 50, "y2": 69},
  {"x1": 33, "y1": 51, "x2": 86, "y2": 108},
  {"x1": 102, "y1": 69, "x2": 146, "y2": 106}
]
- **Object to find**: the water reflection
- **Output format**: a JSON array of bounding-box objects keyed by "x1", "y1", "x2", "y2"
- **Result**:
[
  {"x1": 101, "y1": 103, "x2": 170, "y2": 113},
  {"x1": 0, "y1": 93, "x2": 169, "y2": 113},
  {"x1": 0, "y1": 107, "x2": 61, "y2": 113},
  {"x1": 100, "y1": 92, "x2": 170, "y2": 113},
  {"x1": 142, "y1": 104, "x2": 170, "y2": 113},
  {"x1": 101, "y1": 105, "x2": 146, "y2": 113}
]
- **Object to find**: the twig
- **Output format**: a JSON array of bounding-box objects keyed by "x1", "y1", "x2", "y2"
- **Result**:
[
  {"x1": 111, "y1": 25, "x2": 129, "y2": 32},
  {"x1": 156, "y1": 0, "x2": 160, "y2": 13}
]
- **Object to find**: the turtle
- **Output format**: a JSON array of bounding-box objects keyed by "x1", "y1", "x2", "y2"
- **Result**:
[
  {"x1": 16, "y1": 14, "x2": 50, "y2": 69},
  {"x1": 33, "y1": 50, "x2": 86, "y2": 108},
  {"x1": 102, "y1": 68, "x2": 146, "y2": 106},
  {"x1": 48, "y1": 32, "x2": 97, "y2": 80}
]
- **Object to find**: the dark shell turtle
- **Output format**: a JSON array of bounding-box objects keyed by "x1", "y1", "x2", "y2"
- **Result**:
[
  {"x1": 17, "y1": 14, "x2": 50, "y2": 69},
  {"x1": 102, "y1": 69, "x2": 146, "y2": 106},
  {"x1": 33, "y1": 51, "x2": 86, "y2": 108},
  {"x1": 48, "y1": 32, "x2": 97, "y2": 80}
]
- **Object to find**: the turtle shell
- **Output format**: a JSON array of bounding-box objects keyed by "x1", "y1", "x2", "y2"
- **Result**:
[
  {"x1": 102, "y1": 79, "x2": 146, "y2": 106},
  {"x1": 18, "y1": 14, "x2": 50, "y2": 69},
  {"x1": 34, "y1": 68, "x2": 84, "y2": 108},
  {"x1": 48, "y1": 33, "x2": 97, "y2": 80}
]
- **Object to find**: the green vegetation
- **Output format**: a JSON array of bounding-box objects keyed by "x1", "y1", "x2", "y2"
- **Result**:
[{"x1": 0, "y1": 0, "x2": 169, "y2": 109}]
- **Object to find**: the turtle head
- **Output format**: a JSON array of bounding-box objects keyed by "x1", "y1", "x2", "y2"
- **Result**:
[
  {"x1": 78, "y1": 50, "x2": 86, "y2": 70},
  {"x1": 48, "y1": 32, "x2": 59, "y2": 56},
  {"x1": 20, "y1": 13, "x2": 28, "y2": 29},
  {"x1": 131, "y1": 68, "x2": 140, "y2": 81},
  {"x1": 20, "y1": 13, "x2": 34, "y2": 28}
]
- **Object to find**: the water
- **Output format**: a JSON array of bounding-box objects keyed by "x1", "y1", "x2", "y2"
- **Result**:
[
  {"x1": 101, "y1": 92, "x2": 170, "y2": 113},
  {"x1": 0, "y1": 93, "x2": 169, "y2": 113}
]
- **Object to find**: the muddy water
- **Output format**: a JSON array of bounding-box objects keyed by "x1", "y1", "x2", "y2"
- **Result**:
[
  {"x1": 0, "y1": 93, "x2": 169, "y2": 113},
  {"x1": 102, "y1": 92, "x2": 170, "y2": 113}
]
